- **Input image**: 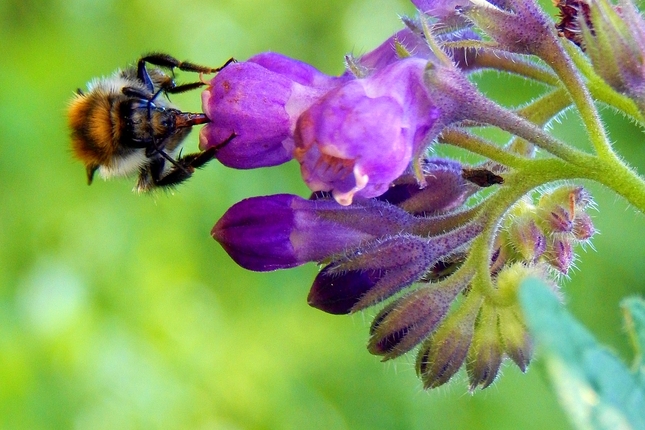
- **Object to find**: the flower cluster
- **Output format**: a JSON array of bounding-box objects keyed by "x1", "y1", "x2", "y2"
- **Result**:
[{"x1": 199, "y1": 0, "x2": 645, "y2": 391}]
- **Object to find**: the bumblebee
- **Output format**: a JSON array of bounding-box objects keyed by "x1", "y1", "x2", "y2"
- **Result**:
[{"x1": 68, "y1": 53, "x2": 232, "y2": 191}]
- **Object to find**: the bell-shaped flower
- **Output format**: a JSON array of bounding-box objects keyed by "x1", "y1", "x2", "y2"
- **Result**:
[
  {"x1": 294, "y1": 58, "x2": 441, "y2": 205},
  {"x1": 200, "y1": 52, "x2": 348, "y2": 169}
]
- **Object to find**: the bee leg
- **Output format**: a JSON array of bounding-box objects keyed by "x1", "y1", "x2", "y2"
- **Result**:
[
  {"x1": 152, "y1": 133, "x2": 236, "y2": 189},
  {"x1": 138, "y1": 53, "x2": 236, "y2": 95},
  {"x1": 139, "y1": 53, "x2": 234, "y2": 74}
]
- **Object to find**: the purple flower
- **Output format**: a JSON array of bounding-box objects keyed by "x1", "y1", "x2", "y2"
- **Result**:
[
  {"x1": 212, "y1": 193, "x2": 418, "y2": 272},
  {"x1": 294, "y1": 58, "x2": 441, "y2": 205},
  {"x1": 200, "y1": 52, "x2": 348, "y2": 169}
]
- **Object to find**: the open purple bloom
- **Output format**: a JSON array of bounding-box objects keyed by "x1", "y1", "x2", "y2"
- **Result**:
[
  {"x1": 200, "y1": 52, "x2": 348, "y2": 169},
  {"x1": 294, "y1": 58, "x2": 441, "y2": 205}
]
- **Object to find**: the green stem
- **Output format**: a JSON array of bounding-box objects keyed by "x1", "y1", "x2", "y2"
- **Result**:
[
  {"x1": 439, "y1": 128, "x2": 527, "y2": 168},
  {"x1": 580, "y1": 153, "x2": 645, "y2": 214},
  {"x1": 538, "y1": 38, "x2": 615, "y2": 158}
]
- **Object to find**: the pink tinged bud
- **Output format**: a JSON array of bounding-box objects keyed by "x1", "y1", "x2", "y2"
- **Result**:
[
  {"x1": 212, "y1": 194, "x2": 417, "y2": 272},
  {"x1": 467, "y1": 304, "x2": 503, "y2": 391},
  {"x1": 462, "y1": 0, "x2": 556, "y2": 56},
  {"x1": 308, "y1": 221, "x2": 483, "y2": 314},
  {"x1": 416, "y1": 298, "x2": 480, "y2": 389},
  {"x1": 200, "y1": 52, "x2": 348, "y2": 169},
  {"x1": 497, "y1": 306, "x2": 533, "y2": 372},
  {"x1": 294, "y1": 58, "x2": 441, "y2": 205},
  {"x1": 573, "y1": 212, "x2": 595, "y2": 241},
  {"x1": 377, "y1": 158, "x2": 469, "y2": 215},
  {"x1": 545, "y1": 206, "x2": 574, "y2": 234},
  {"x1": 367, "y1": 273, "x2": 473, "y2": 359},
  {"x1": 507, "y1": 217, "x2": 546, "y2": 262},
  {"x1": 544, "y1": 237, "x2": 575, "y2": 275}
]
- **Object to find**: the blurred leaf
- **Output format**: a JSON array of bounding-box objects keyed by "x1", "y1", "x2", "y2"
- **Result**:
[
  {"x1": 621, "y1": 297, "x2": 645, "y2": 375},
  {"x1": 519, "y1": 279, "x2": 645, "y2": 430}
]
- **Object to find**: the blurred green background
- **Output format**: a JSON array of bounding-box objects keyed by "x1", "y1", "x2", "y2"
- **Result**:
[{"x1": 1, "y1": 0, "x2": 644, "y2": 429}]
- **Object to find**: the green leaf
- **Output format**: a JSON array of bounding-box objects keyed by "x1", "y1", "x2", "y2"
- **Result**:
[{"x1": 519, "y1": 279, "x2": 645, "y2": 430}]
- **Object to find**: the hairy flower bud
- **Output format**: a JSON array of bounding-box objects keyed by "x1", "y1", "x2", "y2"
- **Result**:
[
  {"x1": 416, "y1": 299, "x2": 480, "y2": 389},
  {"x1": 497, "y1": 305, "x2": 533, "y2": 372},
  {"x1": 368, "y1": 273, "x2": 472, "y2": 359},
  {"x1": 564, "y1": 0, "x2": 645, "y2": 112},
  {"x1": 467, "y1": 303, "x2": 503, "y2": 390},
  {"x1": 377, "y1": 158, "x2": 469, "y2": 214},
  {"x1": 308, "y1": 221, "x2": 483, "y2": 313}
]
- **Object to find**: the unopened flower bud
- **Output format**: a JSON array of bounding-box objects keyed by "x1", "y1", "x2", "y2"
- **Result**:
[
  {"x1": 416, "y1": 299, "x2": 480, "y2": 389},
  {"x1": 544, "y1": 237, "x2": 575, "y2": 275},
  {"x1": 560, "y1": 0, "x2": 645, "y2": 112},
  {"x1": 368, "y1": 273, "x2": 472, "y2": 359},
  {"x1": 467, "y1": 303, "x2": 503, "y2": 390},
  {"x1": 497, "y1": 305, "x2": 533, "y2": 372},
  {"x1": 573, "y1": 212, "x2": 595, "y2": 241},
  {"x1": 309, "y1": 221, "x2": 483, "y2": 313},
  {"x1": 212, "y1": 194, "x2": 416, "y2": 271},
  {"x1": 507, "y1": 217, "x2": 547, "y2": 263},
  {"x1": 377, "y1": 158, "x2": 469, "y2": 214}
]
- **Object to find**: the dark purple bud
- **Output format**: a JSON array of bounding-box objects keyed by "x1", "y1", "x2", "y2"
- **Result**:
[
  {"x1": 416, "y1": 299, "x2": 479, "y2": 389},
  {"x1": 309, "y1": 235, "x2": 436, "y2": 314},
  {"x1": 377, "y1": 158, "x2": 469, "y2": 214},
  {"x1": 467, "y1": 304, "x2": 503, "y2": 391},
  {"x1": 294, "y1": 58, "x2": 441, "y2": 205},
  {"x1": 200, "y1": 52, "x2": 348, "y2": 169},
  {"x1": 367, "y1": 273, "x2": 472, "y2": 359},
  {"x1": 308, "y1": 221, "x2": 483, "y2": 314},
  {"x1": 212, "y1": 194, "x2": 418, "y2": 272}
]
